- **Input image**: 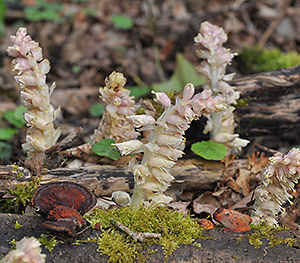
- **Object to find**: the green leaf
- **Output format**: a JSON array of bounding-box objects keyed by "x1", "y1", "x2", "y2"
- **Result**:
[
  {"x1": 0, "y1": 0, "x2": 6, "y2": 37},
  {"x1": 3, "y1": 105, "x2": 26, "y2": 128},
  {"x1": 111, "y1": 14, "x2": 134, "y2": 30},
  {"x1": 0, "y1": 142, "x2": 12, "y2": 161},
  {"x1": 191, "y1": 141, "x2": 227, "y2": 161},
  {"x1": 0, "y1": 128, "x2": 16, "y2": 140},
  {"x1": 25, "y1": 7, "x2": 60, "y2": 21},
  {"x1": 89, "y1": 103, "x2": 106, "y2": 117},
  {"x1": 152, "y1": 53, "x2": 206, "y2": 93},
  {"x1": 92, "y1": 139, "x2": 121, "y2": 160},
  {"x1": 128, "y1": 86, "x2": 151, "y2": 99},
  {"x1": 25, "y1": 0, "x2": 64, "y2": 22}
]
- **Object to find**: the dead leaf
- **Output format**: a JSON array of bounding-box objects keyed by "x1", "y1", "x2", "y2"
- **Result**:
[
  {"x1": 194, "y1": 192, "x2": 221, "y2": 208},
  {"x1": 226, "y1": 177, "x2": 241, "y2": 193},
  {"x1": 213, "y1": 208, "x2": 252, "y2": 232},
  {"x1": 247, "y1": 152, "x2": 269, "y2": 174},
  {"x1": 231, "y1": 191, "x2": 255, "y2": 210},
  {"x1": 192, "y1": 202, "x2": 218, "y2": 224},
  {"x1": 236, "y1": 168, "x2": 251, "y2": 196},
  {"x1": 197, "y1": 219, "x2": 215, "y2": 229},
  {"x1": 221, "y1": 154, "x2": 236, "y2": 169},
  {"x1": 168, "y1": 201, "x2": 190, "y2": 215}
]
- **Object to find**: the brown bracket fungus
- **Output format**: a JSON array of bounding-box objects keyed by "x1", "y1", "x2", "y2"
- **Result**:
[{"x1": 31, "y1": 181, "x2": 97, "y2": 238}]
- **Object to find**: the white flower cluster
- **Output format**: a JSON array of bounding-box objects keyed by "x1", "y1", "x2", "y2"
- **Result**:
[
  {"x1": 0, "y1": 237, "x2": 45, "y2": 263},
  {"x1": 115, "y1": 84, "x2": 226, "y2": 206},
  {"x1": 195, "y1": 21, "x2": 249, "y2": 152},
  {"x1": 7, "y1": 28, "x2": 61, "y2": 157},
  {"x1": 252, "y1": 148, "x2": 300, "y2": 226},
  {"x1": 98, "y1": 71, "x2": 139, "y2": 143}
]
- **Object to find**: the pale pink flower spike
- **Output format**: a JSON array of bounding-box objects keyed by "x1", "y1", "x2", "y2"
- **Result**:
[{"x1": 7, "y1": 27, "x2": 61, "y2": 157}]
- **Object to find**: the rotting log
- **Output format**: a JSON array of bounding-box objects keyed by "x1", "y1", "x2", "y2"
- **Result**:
[
  {"x1": 0, "y1": 159, "x2": 248, "y2": 198},
  {"x1": 195, "y1": 64, "x2": 300, "y2": 137},
  {"x1": 232, "y1": 65, "x2": 300, "y2": 137}
]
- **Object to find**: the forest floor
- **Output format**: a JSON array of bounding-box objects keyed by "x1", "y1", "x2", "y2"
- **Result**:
[{"x1": 1, "y1": 0, "x2": 300, "y2": 262}]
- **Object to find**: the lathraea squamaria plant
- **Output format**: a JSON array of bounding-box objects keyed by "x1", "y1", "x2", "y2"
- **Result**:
[
  {"x1": 252, "y1": 148, "x2": 300, "y2": 226},
  {"x1": 59, "y1": 71, "x2": 139, "y2": 165},
  {"x1": 195, "y1": 21, "x2": 249, "y2": 152},
  {"x1": 0, "y1": 237, "x2": 45, "y2": 263},
  {"x1": 94, "y1": 71, "x2": 139, "y2": 143},
  {"x1": 114, "y1": 83, "x2": 227, "y2": 206},
  {"x1": 7, "y1": 27, "x2": 60, "y2": 157}
]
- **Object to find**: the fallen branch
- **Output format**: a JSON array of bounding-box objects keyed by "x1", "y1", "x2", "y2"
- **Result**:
[{"x1": 111, "y1": 218, "x2": 161, "y2": 242}]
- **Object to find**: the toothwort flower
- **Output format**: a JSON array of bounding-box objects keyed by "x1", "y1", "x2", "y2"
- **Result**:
[
  {"x1": 96, "y1": 71, "x2": 139, "y2": 143},
  {"x1": 0, "y1": 237, "x2": 46, "y2": 263},
  {"x1": 7, "y1": 28, "x2": 60, "y2": 157},
  {"x1": 114, "y1": 84, "x2": 226, "y2": 206},
  {"x1": 195, "y1": 21, "x2": 249, "y2": 152},
  {"x1": 252, "y1": 148, "x2": 300, "y2": 226}
]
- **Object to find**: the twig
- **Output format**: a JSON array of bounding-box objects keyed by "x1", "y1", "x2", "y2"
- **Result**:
[
  {"x1": 254, "y1": 143, "x2": 278, "y2": 154},
  {"x1": 111, "y1": 218, "x2": 161, "y2": 242},
  {"x1": 145, "y1": 0, "x2": 166, "y2": 82},
  {"x1": 257, "y1": 0, "x2": 289, "y2": 46},
  {"x1": 91, "y1": 116, "x2": 104, "y2": 147}
]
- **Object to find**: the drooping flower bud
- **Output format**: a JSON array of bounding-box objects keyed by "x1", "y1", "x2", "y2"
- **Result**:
[{"x1": 152, "y1": 91, "x2": 171, "y2": 108}]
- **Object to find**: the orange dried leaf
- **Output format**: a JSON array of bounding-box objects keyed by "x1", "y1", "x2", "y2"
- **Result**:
[
  {"x1": 213, "y1": 207, "x2": 252, "y2": 232},
  {"x1": 197, "y1": 219, "x2": 215, "y2": 229}
]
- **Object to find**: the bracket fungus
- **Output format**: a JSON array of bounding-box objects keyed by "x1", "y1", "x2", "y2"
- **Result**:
[{"x1": 31, "y1": 181, "x2": 96, "y2": 237}]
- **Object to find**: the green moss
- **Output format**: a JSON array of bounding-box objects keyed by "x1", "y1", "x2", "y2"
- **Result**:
[
  {"x1": 235, "y1": 223, "x2": 298, "y2": 249},
  {"x1": 236, "y1": 46, "x2": 300, "y2": 75},
  {"x1": 0, "y1": 167, "x2": 41, "y2": 213},
  {"x1": 14, "y1": 221, "x2": 22, "y2": 229},
  {"x1": 9, "y1": 239, "x2": 17, "y2": 249},
  {"x1": 38, "y1": 234, "x2": 58, "y2": 256},
  {"x1": 7, "y1": 175, "x2": 41, "y2": 207},
  {"x1": 80, "y1": 205, "x2": 211, "y2": 262},
  {"x1": 8, "y1": 164, "x2": 25, "y2": 178}
]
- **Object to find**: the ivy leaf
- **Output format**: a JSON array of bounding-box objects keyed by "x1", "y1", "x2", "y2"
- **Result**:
[
  {"x1": 128, "y1": 86, "x2": 151, "y2": 99},
  {"x1": 3, "y1": 105, "x2": 26, "y2": 128},
  {"x1": 111, "y1": 14, "x2": 134, "y2": 30},
  {"x1": 152, "y1": 53, "x2": 206, "y2": 93},
  {"x1": 92, "y1": 139, "x2": 121, "y2": 160},
  {"x1": 89, "y1": 103, "x2": 106, "y2": 117},
  {"x1": 191, "y1": 141, "x2": 227, "y2": 161},
  {"x1": 0, "y1": 0, "x2": 6, "y2": 37},
  {"x1": 0, "y1": 128, "x2": 16, "y2": 140}
]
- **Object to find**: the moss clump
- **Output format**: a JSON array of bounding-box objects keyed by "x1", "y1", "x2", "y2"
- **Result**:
[
  {"x1": 0, "y1": 167, "x2": 41, "y2": 213},
  {"x1": 14, "y1": 221, "x2": 22, "y2": 229},
  {"x1": 7, "y1": 176, "x2": 41, "y2": 206},
  {"x1": 82, "y1": 205, "x2": 211, "y2": 262},
  {"x1": 235, "y1": 223, "x2": 298, "y2": 249},
  {"x1": 38, "y1": 234, "x2": 58, "y2": 256},
  {"x1": 236, "y1": 46, "x2": 300, "y2": 75}
]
